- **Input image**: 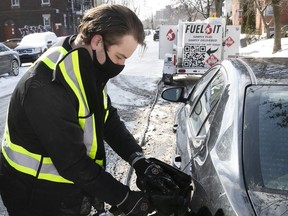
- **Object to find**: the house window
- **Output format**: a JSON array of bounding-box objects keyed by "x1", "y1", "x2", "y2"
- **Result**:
[
  {"x1": 42, "y1": 14, "x2": 51, "y2": 27},
  {"x1": 265, "y1": 5, "x2": 273, "y2": 16},
  {"x1": 11, "y1": 0, "x2": 20, "y2": 6},
  {"x1": 41, "y1": 0, "x2": 50, "y2": 5}
]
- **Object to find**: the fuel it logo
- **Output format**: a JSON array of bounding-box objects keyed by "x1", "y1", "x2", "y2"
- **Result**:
[
  {"x1": 206, "y1": 54, "x2": 219, "y2": 66},
  {"x1": 205, "y1": 24, "x2": 213, "y2": 34},
  {"x1": 166, "y1": 29, "x2": 175, "y2": 41}
]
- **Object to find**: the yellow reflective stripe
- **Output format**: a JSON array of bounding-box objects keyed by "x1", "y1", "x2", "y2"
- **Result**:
[
  {"x1": 104, "y1": 110, "x2": 109, "y2": 123},
  {"x1": 71, "y1": 51, "x2": 89, "y2": 109},
  {"x1": 59, "y1": 60, "x2": 86, "y2": 129},
  {"x1": 42, "y1": 157, "x2": 52, "y2": 164},
  {"x1": 103, "y1": 91, "x2": 107, "y2": 109},
  {"x1": 38, "y1": 173, "x2": 73, "y2": 183},
  {"x1": 96, "y1": 160, "x2": 103, "y2": 167},
  {"x1": 42, "y1": 58, "x2": 56, "y2": 70},
  {"x1": 103, "y1": 91, "x2": 109, "y2": 123},
  {"x1": 39, "y1": 47, "x2": 68, "y2": 70},
  {"x1": 3, "y1": 132, "x2": 74, "y2": 183}
]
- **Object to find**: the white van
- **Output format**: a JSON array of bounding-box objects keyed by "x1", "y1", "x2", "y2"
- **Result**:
[{"x1": 15, "y1": 32, "x2": 57, "y2": 64}]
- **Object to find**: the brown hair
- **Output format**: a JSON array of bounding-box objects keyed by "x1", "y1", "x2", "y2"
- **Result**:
[{"x1": 77, "y1": 4, "x2": 145, "y2": 48}]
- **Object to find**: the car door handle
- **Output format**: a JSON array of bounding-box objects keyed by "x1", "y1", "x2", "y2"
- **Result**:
[
  {"x1": 173, "y1": 155, "x2": 181, "y2": 169},
  {"x1": 173, "y1": 124, "x2": 178, "y2": 133}
]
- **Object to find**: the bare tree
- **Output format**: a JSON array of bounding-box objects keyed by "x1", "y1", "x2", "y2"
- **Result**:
[
  {"x1": 252, "y1": 0, "x2": 287, "y2": 53},
  {"x1": 214, "y1": 0, "x2": 224, "y2": 17},
  {"x1": 101, "y1": 0, "x2": 140, "y2": 15},
  {"x1": 253, "y1": 0, "x2": 273, "y2": 38},
  {"x1": 179, "y1": 0, "x2": 212, "y2": 20},
  {"x1": 272, "y1": 0, "x2": 282, "y2": 53},
  {"x1": 178, "y1": 0, "x2": 223, "y2": 19}
]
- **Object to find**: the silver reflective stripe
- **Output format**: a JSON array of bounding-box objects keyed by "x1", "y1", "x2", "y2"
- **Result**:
[
  {"x1": 2, "y1": 139, "x2": 39, "y2": 176},
  {"x1": 2, "y1": 133, "x2": 73, "y2": 183},
  {"x1": 58, "y1": 51, "x2": 97, "y2": 158}
]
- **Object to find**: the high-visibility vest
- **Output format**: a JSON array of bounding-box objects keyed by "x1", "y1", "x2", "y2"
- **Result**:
[{"x1": 2, "y1": 46, "x2": 109, "y2": 184}]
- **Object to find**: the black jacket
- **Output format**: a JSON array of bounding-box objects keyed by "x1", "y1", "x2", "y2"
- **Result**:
[{"x1": 1, "y1": 36, "x2": 142, "y2": 215}]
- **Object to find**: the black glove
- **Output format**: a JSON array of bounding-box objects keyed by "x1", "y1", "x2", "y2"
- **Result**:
[
  {"x1": 148, "y1": 158, "x2": 193, "y2": 215},
  {"x1": 117, "y1": 190, "x2": 154, "y2": 216},
  {"x1": 133, "y1": 158, "x2": 180, "y2": 195},
  {"x1": 150, "y1": 193, "x2": 187, "y2": 215}
]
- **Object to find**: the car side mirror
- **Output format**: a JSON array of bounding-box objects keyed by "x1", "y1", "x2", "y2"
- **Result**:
[{"x1": 161, "y1": 87, "x2": 186, "y2": 102}]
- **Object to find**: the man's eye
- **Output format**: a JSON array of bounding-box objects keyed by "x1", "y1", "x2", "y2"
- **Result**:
[{"x1": 116, "y1": 56, "x2": 122, "y2": 60}]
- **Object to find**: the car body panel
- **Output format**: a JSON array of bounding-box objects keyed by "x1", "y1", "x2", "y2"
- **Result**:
[
  {"x1": 162, "y1": 57, "x2": 288, "y2": 215},
  {"x1": 0, "y1": 43, "x2": 20, "y2": 76}
]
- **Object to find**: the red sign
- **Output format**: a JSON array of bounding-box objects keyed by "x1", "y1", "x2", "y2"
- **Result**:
[
  {"x1": 166, "y1": 29, "x2": 175, "y2": 41},
  {"x1": 206, "y1": 54, "x2": 219, "y2": 66},
  {"x1": 224, "y1": 36, "x2": 235, "y2": 47}
]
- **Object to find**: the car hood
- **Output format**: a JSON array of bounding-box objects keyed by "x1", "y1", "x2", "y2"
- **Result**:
[
  {"x1": 15, "y1": 43, "x2": 45, "y2": 50},
  {"x1": 248, "y1": 190, "x2": 288, "y2": 215}
]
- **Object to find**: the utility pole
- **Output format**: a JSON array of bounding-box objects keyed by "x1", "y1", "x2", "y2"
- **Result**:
[{"x1": 71, "y1": 0, "x2": 76, "y2": 34}]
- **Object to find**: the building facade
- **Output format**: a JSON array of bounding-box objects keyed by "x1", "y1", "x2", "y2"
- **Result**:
[
  {"x1": 0, "y1": 0, "x2": 94, "y2": 41},
  {"x1": 231, "y1": 0, "x2": 288, "y2": 34}
]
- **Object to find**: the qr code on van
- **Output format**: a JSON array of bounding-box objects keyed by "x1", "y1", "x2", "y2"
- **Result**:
[{"x1": 183, "y1": 45, "x2": 206, "y2": 67}]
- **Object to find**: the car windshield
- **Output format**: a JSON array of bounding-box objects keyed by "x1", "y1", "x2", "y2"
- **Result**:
[{"x1": 243, "y1": 86, "x2": 288, "y2": 193}]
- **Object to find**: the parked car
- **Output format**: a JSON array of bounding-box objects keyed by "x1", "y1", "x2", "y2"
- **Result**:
[
  {"x1": 153, "y1": 29, "x2": 159, "y2": 41},
  {"x1": 0, "y1": 42, "x2": 20, "y2": 76},
  {"x1": 161, "y1": 57, "x2": 288, "y2": 216},
  {"x1": 144, "y1": 29, "x2": 151, "y2": 36},
  {"x1": 281, "y1": 25, "x2": 288, "y2": 37},
  {"x1": 14, "y1": 31, "x2": 57, "y2": 64},
  {"x1": 2, "y1": 38, "x2": 22, "y2": 49}
]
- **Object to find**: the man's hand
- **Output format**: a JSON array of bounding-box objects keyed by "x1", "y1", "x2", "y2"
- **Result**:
[
  {"x1": 133, "y1": 158, "x2": 180, "y2": 195},
  {"x1": 129, "y1": 154, "x2": 193, "y2": 215}
]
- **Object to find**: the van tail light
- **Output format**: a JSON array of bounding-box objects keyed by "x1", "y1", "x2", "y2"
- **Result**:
[
  {"x1": 173, "y1": 54, "x2": 176, "y2": 65},
  {"x1": 178, "y1": 69, "x2": 186, "y2": 73}
]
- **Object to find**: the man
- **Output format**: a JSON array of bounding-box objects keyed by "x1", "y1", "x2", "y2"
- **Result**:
[{"x1": 0, "y1": 4, "x2": 184, "y2": 216}]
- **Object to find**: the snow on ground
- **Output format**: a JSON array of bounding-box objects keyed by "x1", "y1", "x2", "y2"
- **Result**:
[{"x1": 240, "y1": 37, "x2": 288, "y2": 57}]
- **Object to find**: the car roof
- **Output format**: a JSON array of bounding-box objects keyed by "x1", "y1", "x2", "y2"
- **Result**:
[
  {"x1": 228, "y1": 57, "x2": 288, "y2": 85},
  {"x1": 23, "y1": 31, "x2": 56, "y2": 39}
]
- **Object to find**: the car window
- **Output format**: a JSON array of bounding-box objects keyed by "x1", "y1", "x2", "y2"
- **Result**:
[
  {"x1": 0, "y1": 44, "x2": 9, "y2": 52},
  {"x1": 190, "y1": 70, "x2": 226, "y2": 139},
  {"x1": 188, "y1": 66, "x2": 221, "y2": 108},
  {"x1": 244, "y1": 86, "x2": 288, "y2": 192}
]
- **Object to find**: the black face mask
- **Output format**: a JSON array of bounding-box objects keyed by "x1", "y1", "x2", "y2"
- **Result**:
[{"x1": 93, "y1": 48, "x2": 125, "y2": 79}]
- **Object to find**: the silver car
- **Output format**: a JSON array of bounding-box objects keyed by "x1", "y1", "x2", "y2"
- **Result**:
[
  {"x1": 0, "y1": 42, "x2": 20, "y2": 76},
  {"x1": 162, "y1": 57, "x2": 288, "y2": 216}
]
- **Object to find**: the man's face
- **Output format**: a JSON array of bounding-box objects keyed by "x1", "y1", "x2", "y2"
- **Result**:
[{"x1": 106, "y1": 35, "x2": 138, "y2": 65}]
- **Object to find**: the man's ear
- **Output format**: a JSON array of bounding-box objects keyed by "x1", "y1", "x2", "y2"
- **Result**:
[{"x1": 91, "y1": 34, "x2": 103, "y2": 50}]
